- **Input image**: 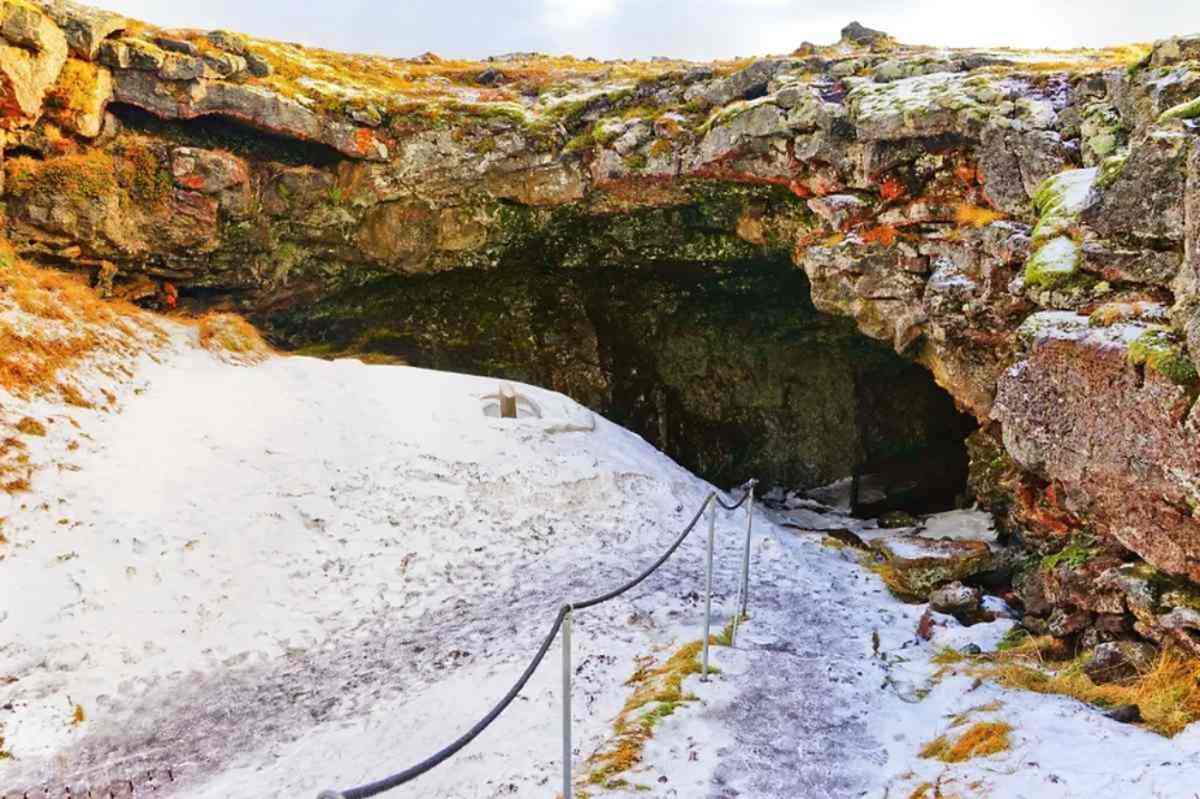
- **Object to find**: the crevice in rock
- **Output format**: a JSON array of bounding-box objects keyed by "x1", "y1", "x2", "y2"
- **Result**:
[{"x1": 109, "y1": 103, "x2": 345, "y2": 167}]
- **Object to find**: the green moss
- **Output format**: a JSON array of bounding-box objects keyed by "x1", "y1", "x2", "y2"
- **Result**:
[
  {"x1": 1127, "y1": 328, "x2": 1200, "y2": 385},
  {"x1": 1094, "y1": 152, "x2": 1129, "y2": 191},
  {"x1": 5, "y1": 150, "x2": 120, "y2": 203},
  {"x1": 1024, "y1": 236, "x2": 1089, "y2": 292},
  {"x1": 1125, "y1": 49, "x2": 1152, "y2": 77},
  {"x1": 1159, "y1": 95, "x2": 1200, "y2": 123},
  {"x1": 624, "y1": 151, "x2": 648, "y2": 170},
  {"x1": 1042, "y1": 534, "x2": 1097, "y2": 570},
  {"x1": 996, "y1": 626, "x2": 1030, "y2": 651}
]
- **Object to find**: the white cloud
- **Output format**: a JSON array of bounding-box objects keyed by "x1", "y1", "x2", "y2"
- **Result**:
[{"x1": 540, "y1": 0, "x2": 619, "y2": 31}]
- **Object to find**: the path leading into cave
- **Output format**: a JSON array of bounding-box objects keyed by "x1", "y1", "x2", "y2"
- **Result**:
[{"x1": 5, "y1": 338, "x2": 1200, "y2": 799}]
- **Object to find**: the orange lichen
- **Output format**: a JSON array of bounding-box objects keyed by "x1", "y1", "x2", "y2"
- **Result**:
[
  {"x1": 15, "y1": 417, "x2": 46, "y2": 437},
  {"x1": 862, "y1": 224, "x2": 901, "y2": 247},
  {"x1": 880, "y1": 176, "x2": 906, "y2": 201},
  {"x1": 955, "y1": 204, "x2": 1005, "y2": 228}
]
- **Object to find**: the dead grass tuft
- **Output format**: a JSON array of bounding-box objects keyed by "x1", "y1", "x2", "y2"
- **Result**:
[
  {"x1": 0, "y1": 244, "x2": 155, "y2": 400},
  {"x1": 981, "y1": 640, "x2": 1200, "y2": 737},
  {"x1": 583, "y1": 639, "x2": 716, "y2": 789},
  {"x1": 15, "y1": 417, "x2": 46, "y2": 437},
  {"x1": 195, "y1": 313, "x2": 272, "y2": 363},
  {"x1": 919, "y1": 721, "x2": 1012, "y2": 763}
]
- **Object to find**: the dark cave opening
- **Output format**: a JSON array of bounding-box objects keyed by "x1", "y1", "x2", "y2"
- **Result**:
[{"x1": 265, "y1": 252, "x2": 977, "y2": 513}]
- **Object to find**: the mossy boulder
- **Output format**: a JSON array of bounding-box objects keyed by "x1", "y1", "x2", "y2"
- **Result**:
[{"x1": 870, "y1": 535, "x2": 994, "y2": 601}]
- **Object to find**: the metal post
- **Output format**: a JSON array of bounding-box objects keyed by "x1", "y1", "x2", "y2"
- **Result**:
[
  {"x1": 701, "y1": 495, "x2": 715, "y2": 681},
  {"x1": 562, "y1": 606, "x2": 573, "y2": 799},
  {"x1": 739, "y1": 481, "x2": 755, "y2": 618}
]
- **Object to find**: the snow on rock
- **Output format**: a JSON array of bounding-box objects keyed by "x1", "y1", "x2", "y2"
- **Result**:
[{"x1": 4, "y1": 332, "x2": 1200, "y2": 798}]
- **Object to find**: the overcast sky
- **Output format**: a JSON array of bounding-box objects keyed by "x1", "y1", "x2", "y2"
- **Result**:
[{"x1": 91, "y1": 0, "x2": 1195, "y2": 61}]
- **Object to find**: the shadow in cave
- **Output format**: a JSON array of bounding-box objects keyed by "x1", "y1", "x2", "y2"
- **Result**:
[{"x1": 265, "y1": 252, "x2": 977, "y2": 513}]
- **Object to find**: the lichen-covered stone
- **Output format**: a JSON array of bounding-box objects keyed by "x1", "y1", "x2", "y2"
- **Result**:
[
  {"x1": 32, "y1": 0, "x2": 125, "y2": 60},
  {"x1": 994, "y1": 312, "x2": 1200, "y2": 581},
  {"x1": 1080, "y1": 129, "x2": 1189, "y2": 242},
  {"x1": 40, "y1": 55, "x2": 109, "y2": 137},
  {"x1": 1083, "y1": 640, "x2": 1157, "y2": 683},
  {"x1": 0, "y1": 0, "x2": 67, "y2": 127},
  {"x1": 871, "y1": 535, "x2": 994, "y2": 600}
]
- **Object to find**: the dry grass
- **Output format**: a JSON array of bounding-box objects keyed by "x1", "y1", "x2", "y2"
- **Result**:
[
  {"x1": 582, "y1": 638, "x2": 717, "y2": 791},
  {"x1": 15, "y1": 417, "x2": 46, "y2": 437},
  {"x1": 195, "y1": 313, "x2": 271, "y2": 363},
  {"x1": 0, "y1": 246, "x2": 152, "y2": 400},
  {"x1": 980, "y1": 638, "x2": 1200, "y2": 737},
  {"x1": 919, "y1": 722, "x2": 1012, "y2": 763},
  {"x1": 0, "y1": 241, "x2": 164, "y2": 491}
]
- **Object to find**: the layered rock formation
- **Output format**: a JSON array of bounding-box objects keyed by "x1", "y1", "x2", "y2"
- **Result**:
[{"x1": 1, "y1": 2, "x2": 1199, "y2": 649}]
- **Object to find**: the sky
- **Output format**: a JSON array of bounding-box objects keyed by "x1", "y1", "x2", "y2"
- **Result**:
[{"x1": 90, "y1": 0, "x2": 1195, "y2": 61}]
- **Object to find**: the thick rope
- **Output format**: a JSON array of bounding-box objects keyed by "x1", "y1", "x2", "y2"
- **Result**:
[{"x1": 323, "y1": 482, "x2": 753, "y2": 798}]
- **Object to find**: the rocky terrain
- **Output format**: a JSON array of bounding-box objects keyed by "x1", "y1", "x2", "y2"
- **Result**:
[{"x1": 1, "y1": 1, "x2": 1199, "y2": 689}]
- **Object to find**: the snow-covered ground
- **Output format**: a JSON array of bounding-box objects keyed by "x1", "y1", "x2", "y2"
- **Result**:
[{"x1": 4, "y1": 326, "x2": 1200, "y2": 798}]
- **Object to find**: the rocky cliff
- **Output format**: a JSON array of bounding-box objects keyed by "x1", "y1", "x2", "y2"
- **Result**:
[{"x1": 2, "y1": 2, "x2": 1199, "y2": 651}]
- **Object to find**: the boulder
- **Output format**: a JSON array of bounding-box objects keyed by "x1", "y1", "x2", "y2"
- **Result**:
[
  {"x1": 171, "y1": 147, "x2": 247, "y2": 195},
  {"x1": 978, "y1": 126, "x2": 1074, "y2": 215},
  {"x1": 840, "y1": 21, "x2": 891, "y2": 47},
  {"x1": 32, "y1": 0, "x2": 125, "y2": 60},
  {"x1": 110, "y1": 70, "x2": 388, "y2": 161},
  {"x1": 692, "y1": 58, "x2": 786, "y2": 107},
  {"x1": 871, "y1": 534, "x2": 993, "y2": 600},
  {"x1": 1083, "y1": 640, "x2": 1157, "y2": 684},
  {"x1": 355, "y1": 200, "x2": 437, "y2": 269},
  {"x1": 1104, "y1": 704, "x2": 1143, "y2": 723},
  {"x1": 485, "y1": 162, "x2": 584, "y2": 206},
  {"x1": 1080, "y1": 130, "x2": 1190, "y2": 243},
  {"x1": 929, "y1": 581, "x2": 983, "y2": 617},
  {"x1": 807, "y1": 193, "x2": 869, "y2": 230},
  {"x1": 994, "y1": 313, "x2": 1200, "y2": 581},
  {"x1": 1149, "y1": 34, "x2": 1200, "y2": 67},
  {"x1": 42, "y1": 56, "x2": 111, "y2": 137},
  {"x1": 1047, "y1": 607, "x2": 1090, "y2": 637},
  {"x1": 0, "y1": 0, "x2": 68, "y2": 127},
  {"x1": 206, "y1": 29, "x2": 247, "y2": 56}
]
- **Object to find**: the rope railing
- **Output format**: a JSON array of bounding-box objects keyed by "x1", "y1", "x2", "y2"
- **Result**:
[{"x1": 318, "y1": 479, "x2": 758, "y2": 799}]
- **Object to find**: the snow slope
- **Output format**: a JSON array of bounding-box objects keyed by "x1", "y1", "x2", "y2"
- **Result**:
[{"x1": 4, "y1": 327, "x2": 1200, "y2": 798}]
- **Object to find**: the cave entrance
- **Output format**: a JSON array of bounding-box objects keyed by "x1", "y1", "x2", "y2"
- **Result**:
[
  {"x1": 573, "y1": 254, "x2": 978, "y2": 516},
  {"x1": 267, "y1": 251, "x2": 976, "y2": 516}
]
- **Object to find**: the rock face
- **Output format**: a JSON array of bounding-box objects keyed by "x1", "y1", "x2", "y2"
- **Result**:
[
  {"x1": 1, "y1": 6, "x2": 1199, "y2": 646},
  {"x1": 994, "y1": 313, "x2": 1200, "y2": 581},
  {"x1": 0, "y1": 0, "x2": 68, "y2": 126}
]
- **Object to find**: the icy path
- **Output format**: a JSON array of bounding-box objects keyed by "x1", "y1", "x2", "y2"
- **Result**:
[{"x1": 6, "y1": 339, "x2": 1200, "y2": 798}]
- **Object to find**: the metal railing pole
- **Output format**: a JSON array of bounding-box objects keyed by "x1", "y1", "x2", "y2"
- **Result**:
[
  {"x1": 562, "y1": 605, "x2": 573, "y2": 799},
  {"x1": 701, "y1": 495, "x2": 715, "y2": 681},
  {"x1": 739, "y1": 481, "x2": 755, "y2": 619}
]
